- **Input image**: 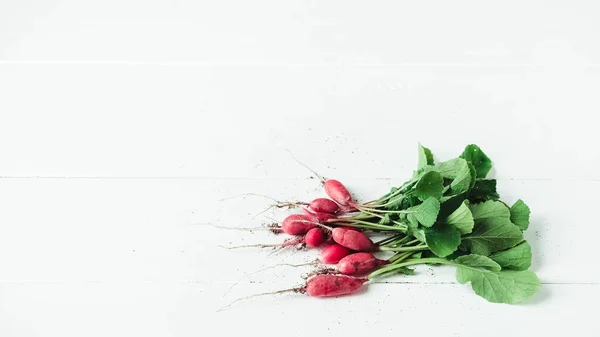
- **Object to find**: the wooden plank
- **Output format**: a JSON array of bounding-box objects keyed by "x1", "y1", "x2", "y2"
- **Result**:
[
  {"x1": 1, "y1": 1, "x2": 599, "y2": 63},
  {"x1": 0, "y1": 178, "x2": 594, "y2": 284},
  {"x1": 0, "y1": 282, "x2": 596, "y2": 336},
  {"x1": 0, "y1": 64, "x2": 599, "y2": 179}
]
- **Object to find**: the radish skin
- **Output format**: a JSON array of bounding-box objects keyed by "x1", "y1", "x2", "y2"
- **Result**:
[
  {"x1": 305, "y1": 228, "x2": 326, "y2": 248},
  {"x1": 324, "y1": 180, "x2": 353, "y2": 206},
  {"x1": 301, "y1": 208, "x2": 337, "y2": 223},
  {"x1": 309, "y1": 198, "x2": 340, "y2": 214},
  {"x1": 321, "y1": 244, "x2": 352, "y2": 264},
  {"x1": 338, "y1": 253, "x2": 389, "y2": 275},
  {"x1": 281, "y1": 214, "x2": 318, "y2": 235},
  {"x1": 305, "y1": 275, "x2": 368, "y2": 297},
  {"x1": 332, "y1": 227, "x2": 376, "y2": 252}
]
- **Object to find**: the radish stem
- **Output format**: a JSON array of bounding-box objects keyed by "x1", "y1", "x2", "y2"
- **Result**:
[
  {"x1": 367, "y1": 258, "x2": 450, "y2": 279},
  {"x1": 379, "y1": 245, "x2": 429, "y2": 252}
]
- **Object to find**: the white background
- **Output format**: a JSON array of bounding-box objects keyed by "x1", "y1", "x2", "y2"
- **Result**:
[{"x1": 1, "y1": 1, "x2": 599, "y2": 336}]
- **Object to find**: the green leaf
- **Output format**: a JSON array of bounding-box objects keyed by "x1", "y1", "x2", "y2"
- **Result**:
[
  {"x1": 424, "y1": 225, "x2": 461, "y2": 257},
  {"x1": 407, "y1": 213, "x2": 419, "y2": 229},
  {"x1": 378, "y1": 214, "x2": 392, "y2": 225},
  {"x1": 435, "y1": 158, "x2": 473, "y2": 195},
  {"x1": 460, "y1": 144, "x2": 492, "y2": 179},
  {"x1": 469, "y1": 179, "x2": 500, "y2": 202},
  {"x1": 455, "y1": 254, "x2": 501, "y2": 271},
  {"x1": 413, "y1": 171, "x2": 444, "y2": 201},
  {"x1": 438, "y1": 193, "x2": 467, "y2": 218},
  {"x1": 467, "y1": 162, "x2": 477, "y2": 189},
  {"x1": 407, "y1": 197, "x2": 440, "y2": 227},
  {"x1": 417, "y1": 143, "x2": 434, "y2": 169},
  {"x1": 455, "y1": 257, "x2": 540, "y2": 304},
  {"x1": 436, "y1": 158, "x2": 468, "y2": 177},
  {"x1": 445, "y1": 200, "x2": 474, "y2": 234},
  {"x1": 444, "y1": 250, "x2": 468, "y2": 260},
  {"x1": 386, "y1": 194, "x2": 405, "y2": 210},
  {"x1": 510, "y1": 199, "x2": 531, "y2": 231},
  {"x1": 396, "y1": 267, "x2": 416, "y2": 275},
  {"x1": 489, "y1": 241, "x2": 532, "y2": 271},
  {"x1": 462, "y1": 217, "x2": 524, "y2": 256},
  {"x1": 412, "y1": 227, "x2": 426, "y2": 243},
  {"x1": 469, "y1": 200, "x2": 510, "y2": 221}
]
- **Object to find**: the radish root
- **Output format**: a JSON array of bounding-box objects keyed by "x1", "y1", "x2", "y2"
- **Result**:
[
  {"x1": 251, "y1": 201, "x2": 307, "y2": 219},
  {"x1": 192, "y1": 223, "x2": 277, "y2": 231},
  {"x1": 218, "y1": 193, "x2": 281, "y2": 203},
  {"x1": 285, "y1": 148, "x2": 326, "y2": 184},
  {"x1": 302, "y1": 267, "x2": 339, "y2": 279},
  {"x1": 218, "y1": 287, "x2": 304, "y2": 311},
  {"x1": 223, "y1": 259, "x2": 320, "y2": 297},
  {"x1": 218, "y1": 237, "x2": 305, "y2": 250}
]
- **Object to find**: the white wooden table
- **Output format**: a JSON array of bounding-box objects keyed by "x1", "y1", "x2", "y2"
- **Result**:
[{"x1": 1, "y1": 1, "x2": 599, "y2": 336}]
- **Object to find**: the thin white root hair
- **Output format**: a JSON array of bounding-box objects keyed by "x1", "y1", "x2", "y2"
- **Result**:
[
  {"x1": 223, "y1": 259, "x2": 320, "y2": 297},
  {"x1": 217, "y1": 288, "x2": 303, "y2": 311},
  {"x1": 250, "y1": 201, "x2": 308, "y2": 220},
  {"x1": 189, "y1": 223, "x2": 278, "y2": 231},
  {"x1": 218, "y1": 193, "x2": 280, "y2": 202},
  {"x1": 218, "y1": 243, "x2": 290, "y2": 249},
  {"x1": 285, "y1": 148, "x2": 326, "y2": 183}
]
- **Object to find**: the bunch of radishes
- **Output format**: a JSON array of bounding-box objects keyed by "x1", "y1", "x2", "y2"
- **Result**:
[{"x1": 220, "y1": 144, "x2": 540, "y2": 308}]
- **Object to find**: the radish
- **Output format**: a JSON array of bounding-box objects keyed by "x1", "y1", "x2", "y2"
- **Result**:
[
  {"x1": 305, "y1": 228, "x2": 326, "y2": 248},
  {"x1": 305, "y1": 275, "x2": 367, "y2": 297},
  {"x1": 331, "y1": 227, "x2": 376, "y2": 252},
  {"x1": 324, "y1": 179, "x2": 354, "y2": 206},
  {"x1": 338, "y1": 252, "x2": 389, "y2": 276},
  {"x1": 301, "y1": 207, "x2": 337, "y2": 223},
  {"x1": 321, "y1": 244, "x2": 352, "y2": 264},
  {"x1": 219, "y1": 275, "x2": 368, "y2": 310},
  {"x1": 309, "y1": 198, "x2": 340, "y2": 214},
  {"x1": 281, "y1": 214, "x2": 319, "y2": 235}
]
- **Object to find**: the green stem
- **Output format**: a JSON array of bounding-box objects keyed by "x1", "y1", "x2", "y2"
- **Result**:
[
  {"x1": 359, "y1": 209, "x2": 385, "y2": 219},
  {"x1": 388, "y1": 251, "x2": 413, "y2": 263},
  {"x1": 336, "y1": 221, "x2": 407, "y2": 232},
  {"x1": 328, "y1": 214, "x2": 376, "y2": 223},
  {"x1": 376, "y1": 195, "x2": 405, "y2": 208},
  {"x1": 370, "y1": 179, "x2": 418, "y2": 206},
  {"x1": 353, "y1": 204, "x2": 415, "y2": 215},
  {"x1": 388, "y1": 252, "x2": 414, "y2": 264},
  {"x1": 374, "y1": 234, "x2": 404, "y2": 246},
  {"x1": 383, "y1": 235, "x2": 410, "y2": 247},
  {"x1": 367, "y1": 258, "x2": 450, "y2": 279},
  {"x1": 379, "y1": 245, "x2": 429, "y2": 252}
]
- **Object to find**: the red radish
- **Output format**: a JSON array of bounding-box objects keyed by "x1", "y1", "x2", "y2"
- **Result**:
[
  {"x1": 305, "y1": 275, "x2": 367, "y2": 297},
  {"x1": 309, "y1": 198, "x2": 340, "y2": 214},
  {"x1": 305, "y1": 228, "x2": 326, "y2": 248},
  {"x1": 324, "y1": 179, "x2": 353, "y2": 206},
  {"x1": 332, "y1": 227, "x2": 376, "y2": 252},
  {"x1": 338, "y1": 252, "x2": 389, "y2": 275},
  {"x1": 281, "y1": 214, "x2": 318, "y2": 235},
  {"x1": 338, "y1": 204, "x2": 359, "y2": 213},
  {"x1": 301, "y1": 208, "x2": 336, "y2": 222},
  {"x1": 219, "y1": 275, "x2": 368, "y2": 310},
  {"x1": 321, "y1": 244, "x2": 352, "y2": 264}
]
